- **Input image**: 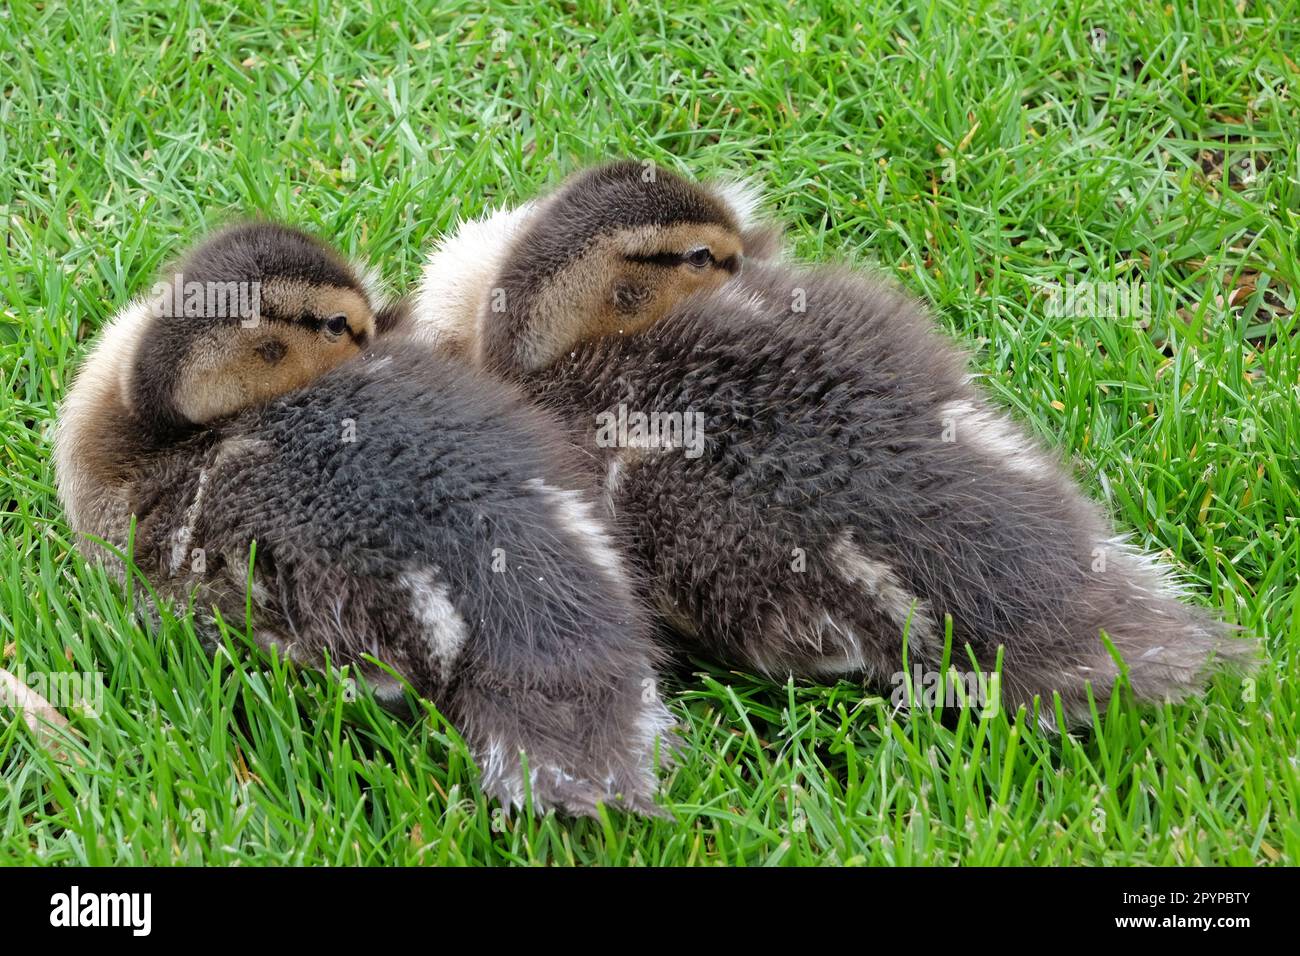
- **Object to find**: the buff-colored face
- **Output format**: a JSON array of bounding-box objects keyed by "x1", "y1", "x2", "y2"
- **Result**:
[
  {"x1": 509, "y1": 221, "x2": 743, "y2": 371},
  {"x1": 170, "y1": 277, "x2": 375, "y2": 424},
  {"x1": 599, "y1": 221, "x2": 744, "y2": 334}
]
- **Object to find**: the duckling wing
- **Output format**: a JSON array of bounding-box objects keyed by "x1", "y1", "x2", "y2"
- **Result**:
[
  {"x1": 132, "y1": 348, "x2": 675, "y2": 814},
  {"x1": 520, "y1": 265, "x2": 1255, "y2": 724}
]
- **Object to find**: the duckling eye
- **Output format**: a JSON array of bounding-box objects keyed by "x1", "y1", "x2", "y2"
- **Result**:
[
  {"x1": 324, "y1": 313, "x2": 349, "y2": 336},
  {"x1": 685, "y1": 248, "x2": 713, "y2": 269}
]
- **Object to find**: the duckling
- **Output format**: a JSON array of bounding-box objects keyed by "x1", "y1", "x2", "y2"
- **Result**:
[
  {"x1": 53, "y1": 221, "x2": 673, "y2": 816},
  {"x1": 410, "y1": 161, "x2": 1257, "y2": 725}
]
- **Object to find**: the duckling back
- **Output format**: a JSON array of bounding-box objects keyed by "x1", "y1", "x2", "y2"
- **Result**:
[
  {"x1": 82, "y1": 342, "x2": 673, "y2": 815},
  {"x1": 518, "y1": 262, "x2": 1256, "y2": 725}
]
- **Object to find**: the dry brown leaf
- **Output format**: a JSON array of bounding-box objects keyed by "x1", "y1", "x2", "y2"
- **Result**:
[{"x1": 0, "y1": 668, "x2": 84, "y2": 765}]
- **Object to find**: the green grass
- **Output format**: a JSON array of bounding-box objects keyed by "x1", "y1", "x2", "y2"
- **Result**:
[{"x1": 2, "y1": 0, "x2": 1297, "y2": 865}]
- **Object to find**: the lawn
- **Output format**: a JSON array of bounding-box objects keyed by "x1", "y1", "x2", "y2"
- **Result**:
[{"x1": 1, "y1": 0, "x2": 1297, "y2": 865}]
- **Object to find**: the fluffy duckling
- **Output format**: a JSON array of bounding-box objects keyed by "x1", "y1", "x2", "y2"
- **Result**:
[
  {"x1": 54, "y1": 222, "x2": 673, "y2": 815},
  {"x1": 411, "y1": 161, "x2": 1256, "y2": 725}
]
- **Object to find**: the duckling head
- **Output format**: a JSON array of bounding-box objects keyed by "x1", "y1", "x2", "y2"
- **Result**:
[
  {"x1": 129, "y1": 222, "x2": 378, "y2": 439},
  {"x1": 480, "y1": 161, "x2": 746, "y2": 376}
]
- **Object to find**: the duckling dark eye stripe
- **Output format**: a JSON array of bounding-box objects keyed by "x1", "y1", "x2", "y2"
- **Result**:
[
  {"x1": 295, "y1": 314, "x2": 364, "y2": 344},
  {"x1": 624, "y1": 252, "x2": 686, "y2": 267}
]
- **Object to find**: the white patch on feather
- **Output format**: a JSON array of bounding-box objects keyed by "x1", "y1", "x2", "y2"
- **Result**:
[
  {"x1": 751, "y1": 601, "x2": 871, "y2": 678},
  {"x1": 478, "y1": 737, "x2": 524, "y2": 808},
  {"x1": 631, "y1": 693, "x2": 677, "y2": 787},
  {"x1": 939, "y1": 399, "x2": 1053, "y2": 481},
  {"x1": 410, "y1": 202, "x2": 537, "y2": 355},
  {"x1": 368, "y1": 673, "x2": 407, "y2": 705},
  {"x1": 830, "y1": 532, "x2": 936, "y2": 654},
  {"x1": 350, "y1": 257, "x2": 391, "y2": 316},
  {"x1": 398, "y1": 568, "x2": 469, "y2": 680},
  {"x1": 476, "y1": 738, "x2": 573, "y2": 812},
  {"x1": 709, "y1": 178, "x2": 765, "y2": 230},
  {"x1": 603, "y1": 455, "x2": 625, "y2": 517},
  {"x1": 1100, "y1": 533, "x2": 1190, "y2": 600},
  {"x1": 808, "y1": 612, "x2": 869, "y2": 675},
  {"x1": 525, "y1": 478, "x2": 627, "y2": 589},
  {"x1": 168, "y1": 437, "x2": 270, "y2": 577},
  {"x1": 168, "y1": 468, "x2": 210, "y2": 575},
  {"x1": 714, "y1": 282, "x2": 769, "y2": 314}
]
